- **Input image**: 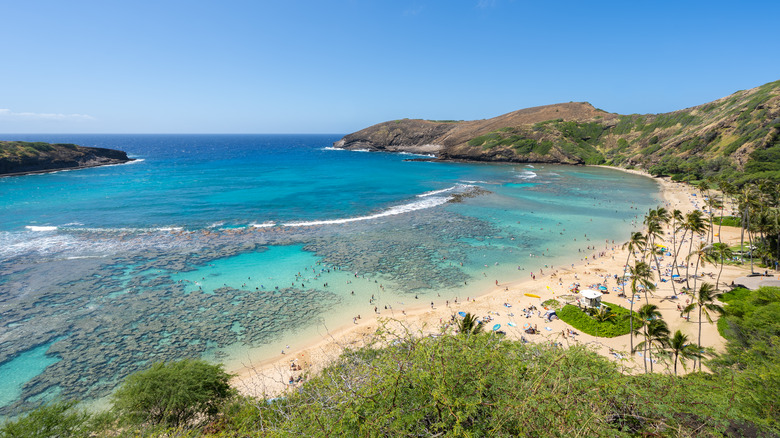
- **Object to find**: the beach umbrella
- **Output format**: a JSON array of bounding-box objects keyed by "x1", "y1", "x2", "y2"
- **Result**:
[
  {"x1": 492, "y1": 324, "x2": 501, "y2": 331},
  {"x1": 458, "y1": 311, "x2": 466, "y2": 317},
  {"x1": 508, "y1": 322, "x2": 516, "y2": 327}
]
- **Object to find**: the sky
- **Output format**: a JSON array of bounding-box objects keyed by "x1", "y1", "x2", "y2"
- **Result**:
[{"x1": 1, "y1": 0, "x2": 778, "y2": 134}]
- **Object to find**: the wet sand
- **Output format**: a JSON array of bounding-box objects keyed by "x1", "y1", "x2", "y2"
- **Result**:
[{"x1": 231, "y1": 170, "x2": 766, "y2": 397}]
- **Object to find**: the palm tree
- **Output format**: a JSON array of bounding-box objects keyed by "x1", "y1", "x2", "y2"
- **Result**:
[
  {"x1": 627, "y1": 261, "x2": 656, "y2": 355},
  {"x1": 681, "y1": 282, "x2": 724, "y2": 371},
  {"x1": 669, "y1": 209, "x2": 684, "y2": 296},
  {"x1": 634, "y1": 318, "x2": 670, "y2": 373},
  {"x1": 682, "y1": 210, "x2": 708, "y2": 289},
  {"x1": 633, "y1": 303, "x2": 664, "y2": 373},
  {"x1": 643, "y1": 211, "x2": 666, "y2": 280},
  {"x1": 698, "y1": 180, "x2": 713, "y2": 243},
  {"x1": 666, "y1": 330, "x2": 704, "y2": 375},
  {"x1": 621, "y1": 232, "x2": 646, "y2": 297},
  {"x1": 456, "y1": 313, "x2": 484, "y2": 336},
  {"x1": 686, "y1": 242, "x2": 710, "y2": 294},
  {"x1": 716, "y1": 180, "x2": 734, "y2": 246},
  {"x1": 706, "y1": 243, "x2": 733, "y2": 290},
  {"x1": 737, "y1": 184, "x2": 756, "y2": 270},
  {"x1": 590, "y1": 305, "x2": 616, "y2": 323}
]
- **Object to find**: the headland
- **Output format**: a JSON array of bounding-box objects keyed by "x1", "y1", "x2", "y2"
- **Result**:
[{"x1": 0, "y1": 141, "x2": 134, "y2": 176}]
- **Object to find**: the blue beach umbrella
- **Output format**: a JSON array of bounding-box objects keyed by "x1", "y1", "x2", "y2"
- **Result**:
[
  {"x1": 492, "y1": 324, "x2": 501, "y2": 331},
  {"x1": 458, "y1": 311, "x2": 467, "y2": 317}
]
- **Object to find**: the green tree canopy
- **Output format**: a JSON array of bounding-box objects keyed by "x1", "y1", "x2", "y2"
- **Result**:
[{"x1": 111, "y1": 359, "x2": 234, "y2": 428}]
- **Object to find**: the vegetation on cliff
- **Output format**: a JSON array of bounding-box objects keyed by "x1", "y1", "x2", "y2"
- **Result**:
[
  {"x1": 0, "y1": 141, "x2": 133, "y2": 175},
  {"x1": 336, "y1": 79, "x2": 780, "y2": 183}
]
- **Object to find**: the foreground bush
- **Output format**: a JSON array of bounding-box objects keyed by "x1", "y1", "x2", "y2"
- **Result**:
[
  {"x1": 111, "y1": 359, "x2": 234, "y2": 428},
  {"x1": 0, "y1": 400, "x2": 93, "y2": 438},
  {"x1": 208, "y1": 331, "x2": 770, "y2": 437}
]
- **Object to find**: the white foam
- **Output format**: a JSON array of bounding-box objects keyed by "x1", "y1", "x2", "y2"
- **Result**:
[
  {"x1": 516, "y1": 170, "x2": 537, "y2": 180},
  {"x1": 399, "y1": 152, "x2": 436, "y2": 158},
  {"x1": 25, "y1": 226, "x2": 58, "y2": 232},
  {"x1": 250, "y1": 222, "x2": 276, "y2": 228},
  {"x1": 283, "y1": 196, "x2": 451, "y2": 227},
  {"x1": 417, "y1": 186, "x2": 458, "y2": 198}
]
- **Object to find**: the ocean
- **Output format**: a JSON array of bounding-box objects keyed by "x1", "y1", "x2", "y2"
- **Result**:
[{"x1": 0, "y1": 134, "x2": 661, "y2": 416}]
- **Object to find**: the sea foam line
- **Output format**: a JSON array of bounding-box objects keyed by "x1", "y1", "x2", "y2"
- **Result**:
[
  {"x1": 516, "y1": 170, "x2": 537, "y2": 180},
  {"x1": 250, "y1": 222, "x2": 276, "y2": 228},
  {"x1": 283, "y1": 196, "x2": 451, "y2": 227},
  {"x1": 417, "y1": 183, "x2": 473, "y2": 198},
  {"x1": 25, "y1": 226, "x2": 58, "y2": 232}
]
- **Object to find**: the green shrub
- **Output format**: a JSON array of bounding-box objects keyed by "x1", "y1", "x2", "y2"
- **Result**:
[
  {"x1": 558, "y1": 302, "x2": 638, "y2": 337},
  {"x1": 111, "y1": 359, "x2": 235, "y2": 428},
  {"x1": 0, "y1": 400, "x2": 93, "y2": 438}
]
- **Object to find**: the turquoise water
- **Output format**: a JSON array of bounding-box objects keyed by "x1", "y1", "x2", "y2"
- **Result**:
[
  {"x1": 0, "y1": 134, "x2": 661, "y2": 416},
  {"x1": 0, "y1": 343, "x2": 61, "y2": 408}
]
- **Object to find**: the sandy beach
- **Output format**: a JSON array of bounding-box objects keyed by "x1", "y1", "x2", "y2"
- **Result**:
[{"x1": 232, "y1": 171, "x2": 767, "y2": 397}]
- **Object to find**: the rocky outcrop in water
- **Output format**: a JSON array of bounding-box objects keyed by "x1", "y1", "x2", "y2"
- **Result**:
[{"x1": 0, "y1": 141, "x2": 134, "y2": 176}]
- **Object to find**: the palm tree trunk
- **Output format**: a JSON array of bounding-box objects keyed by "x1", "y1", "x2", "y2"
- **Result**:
[
  {"x1": 673, "y1": 352, "x2": 679, "y2": 375},
  {"x1": 643, "y1": 329, "x2": 648, "y2": 374},
  {"x1": 629, "y1": 293, "x2": 635, "y2": 354},
  {"x1": 653, "y1": 247, "x2": 663, "y2": 283},
  {"x1": 748, "y1": 212, "x2": 754, "y2": 273},
  {"x1": 698, "y1": 305, "x2": 703, "y2": 371},
  {"x1": 718, "y1": 199, "x2": 723, "y2": 246},
  {"x1": 622, "y1": 252, "x2": 631, "y2": 297},
  {"x1": 675, "y1": 229, "x2": 688, "y2": 278},
  {"x1": 740, "y1": 208, "x2": 747, "y2": 264},
  {"x1": 686, "y1": 237, "x2": 695, "y2": 289},
  {"x1": 648, "y1": 342, "x2": 654, "y2": 373}
]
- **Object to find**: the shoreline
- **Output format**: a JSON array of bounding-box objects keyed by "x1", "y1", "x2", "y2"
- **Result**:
[{"x1": 231, "y1": 168, "x2": 755, "y2": 396}]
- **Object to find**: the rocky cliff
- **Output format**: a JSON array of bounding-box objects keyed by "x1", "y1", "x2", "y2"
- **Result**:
[
  {"x1": 335, "y1": 80, "x2": 780, "y2": 183},
  {"x1": 0, "y1": 141, "x2": 134, "y2": 176}
]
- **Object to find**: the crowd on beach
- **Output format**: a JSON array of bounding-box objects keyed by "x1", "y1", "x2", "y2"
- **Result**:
[{"x1": 234, "y1": 174, "x2": 774, "y2": 397}]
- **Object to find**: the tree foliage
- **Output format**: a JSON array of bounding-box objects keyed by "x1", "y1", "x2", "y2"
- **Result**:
[
  {"x1": 111, "y1": 359, "x2": 234, "y2": 428},
  {"x1": 0, "y1": 401, "x2": 92, "y2": 438},
  {"x1": 711, "y1": 286, "x2": 780, "y2": 428}
]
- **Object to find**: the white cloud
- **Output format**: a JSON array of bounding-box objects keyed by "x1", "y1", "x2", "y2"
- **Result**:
[{"x1": 0, "y1": 108, "x2": 95, "y2": 121}]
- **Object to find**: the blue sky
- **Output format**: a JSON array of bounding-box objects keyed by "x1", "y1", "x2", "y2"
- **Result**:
[{"x1": 1, "y1": 0, "x2": 778, "y2": 134}]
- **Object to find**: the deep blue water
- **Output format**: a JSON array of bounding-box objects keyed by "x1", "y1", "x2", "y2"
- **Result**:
[{"x1": 0, "y1": 134, "x2": 661, "y2": 416}]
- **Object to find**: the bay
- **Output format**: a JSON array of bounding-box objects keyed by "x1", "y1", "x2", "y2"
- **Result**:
[{"x1": 0, "y1": 134, "x2": 660, "y2": 416}]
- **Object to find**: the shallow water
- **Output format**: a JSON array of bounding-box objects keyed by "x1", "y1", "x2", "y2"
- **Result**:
[{"x1": 0, "y1": 134, "x2": 661, "y2": 416}]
